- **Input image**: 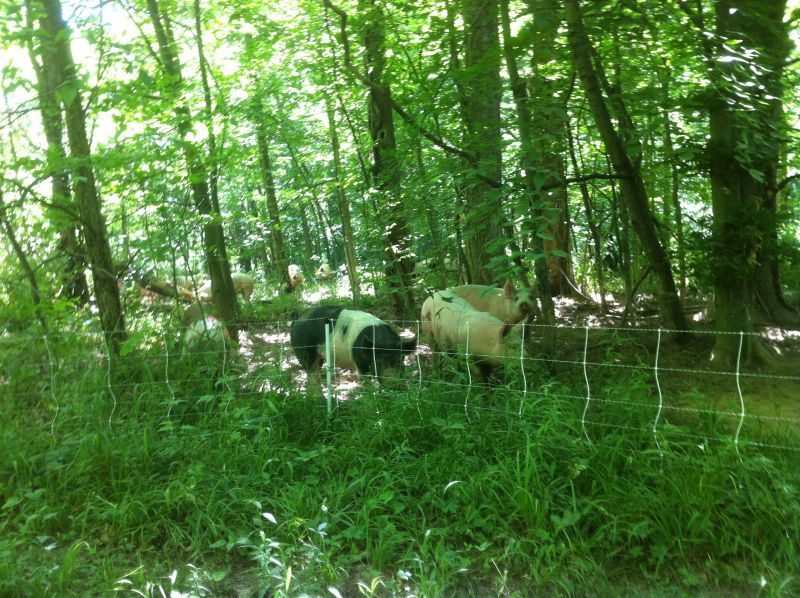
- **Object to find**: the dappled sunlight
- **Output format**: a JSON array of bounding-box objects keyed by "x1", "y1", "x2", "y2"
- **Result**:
[{"x1": 764, "y1": 327, "x2": 800, "y2": 342}]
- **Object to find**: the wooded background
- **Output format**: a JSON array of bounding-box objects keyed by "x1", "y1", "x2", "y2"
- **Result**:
[{"x1": 2, "y1": 0, "x2": 798, "y2": 364}]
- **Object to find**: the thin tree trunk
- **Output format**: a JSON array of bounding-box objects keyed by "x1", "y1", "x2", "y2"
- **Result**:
[
  {"x1": 146, "y1": 0, "x2": 237, "y2": 325},
  {"x1": 362, "y1": 0, "x2": 415, "y2": 317},
  {"x1": 526, "y1": 0, "x2": 574, "y2": 296},
  {"x1": 0, "y1": 191, "x2": 48, "y2": 332},
  {"x1": 567, "y1": 116, "x2": 607, "y2": 312},
  {"x1": 252, "y1": 100, "x2": 291, "y2": 294},
  {"x1": 299, "y1": 202, "x2": 315, "y2": 263},
  {"x1": 565, "y1": 0, "x2": 686, "y2": 332},
  {"x1": 498, "y1": 0, "x2": 555, "y2": 337},
  {"x1": 326, "y1": 98, "x2": 361, "y2": 305}
]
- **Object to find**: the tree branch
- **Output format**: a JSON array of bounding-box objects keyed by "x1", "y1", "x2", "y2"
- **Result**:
[{"x1": 321, "y1": 0, "x2": 500, "y2": 187}]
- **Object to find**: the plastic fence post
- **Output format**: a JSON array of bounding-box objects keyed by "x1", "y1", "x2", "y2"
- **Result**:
[
  {"x1": 325, "y1": 322, "x2": 333, "y2": 417},
  {"x1": 519, "y1": 322, "x2": 527, "y2": 418}
]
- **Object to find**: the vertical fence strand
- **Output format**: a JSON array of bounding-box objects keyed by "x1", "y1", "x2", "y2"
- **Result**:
[
  {"x1": 652, "y1": 328, "x2": 663, "y2": 456},
  {"x1": 580, "y1": 326, "x2": 591, "y2": 443},
  {"x1": 44, "y1": 334, "x2": 58, "y2": 435},
  {"x1": 734, "y1": 331, "x2": 746, "y2": 457}
]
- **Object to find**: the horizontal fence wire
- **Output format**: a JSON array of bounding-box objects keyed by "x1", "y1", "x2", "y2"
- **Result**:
[{"x1": 3, "y1": 319, "x2": 799, "y2": 455}]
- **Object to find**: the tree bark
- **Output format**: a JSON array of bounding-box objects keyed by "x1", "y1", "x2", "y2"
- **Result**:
[
  {"x1": 564, "y1": 0, "x2": 686, "y2": 332},
  {"x1": 567, "y1": 116, "x2": 607, "y2": 312},
  {"x1": 526, "y1": 0, "x2": 575, "y2": 296},
  {"x1": 0, "y1": 190, "x2": 49, "y2": 332},
  {"x1": 38, "y1": 0, "x2": 126, "y2": 353},
  {"x1": 252, "y1": 100, "x2": 291, "y2": 294}
]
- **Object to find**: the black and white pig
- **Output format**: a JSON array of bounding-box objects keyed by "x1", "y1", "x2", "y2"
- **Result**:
[{"x1": 290, "y1": 306, "x2": 416, "y2": 386}]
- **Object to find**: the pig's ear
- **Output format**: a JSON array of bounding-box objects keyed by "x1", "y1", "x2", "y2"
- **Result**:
[{"x1": 503, "y1": 279, "x2": 514, "y2": 299}]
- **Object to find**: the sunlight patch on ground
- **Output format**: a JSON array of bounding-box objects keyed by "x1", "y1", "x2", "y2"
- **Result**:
[
  {"x1": 300, "y1": 275, "x2": 376, "y2": 304},
  {"x1": 764, "y1": 327, "x2": 800, "y2": 342}
]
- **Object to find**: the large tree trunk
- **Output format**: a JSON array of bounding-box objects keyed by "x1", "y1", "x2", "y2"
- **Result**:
[
  {"x1": 460, "y1": 0, "x2": 504, "y2": 285},
  {"x1": 38, "y1": 0, "x2": 126, "y2": 353},
  {"x1": 564, "y1": 0, "x2": 686, "y2": 332},
  {"x1": 146, "y1": 0, "x2": 237, "y2": 324},
  {"x1": 708, "y1": 0, "x2": 794, "y2": 365},
  {"x1": 326, "y1": 98, "x2": 361, "y2": 306},
  {"x1": 362, "y1": 0, "x2": 415, "y2": 318}
]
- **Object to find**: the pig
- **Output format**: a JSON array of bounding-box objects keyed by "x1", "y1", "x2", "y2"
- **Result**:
[
  {"x1": 315, "y1": 263, "x2": 334, "y2": 281},
  {"x1": 196, "y1": 279, "x2": 213, "y2": 301},
  {"x1": 288, "y1": 264, "x2": 305, "y2": 291},
  {"x1": 194, "y1": 272, "x2": 253, "y2": 302},
  {"x1": 422, "y1": 291, "x2": 524, "y2": 381},
  {"x1": 175, "y1": 275, "x2": 204, "y2": 303},
  {"x1": 182, "y1": 301, "x2": 215, "y2": 327},
  {"x1": 231, "y1": 272, "x2": 255, "y2": 300},
  {"x1": 449, "y1": 280, "x2": 538, "y2": 325},
  {"x1": 290, "y1": 305, "x2": 417, "y2": 386},
  {"x1": 182, "y1": 315, "x2": 230, "y2": 358}
]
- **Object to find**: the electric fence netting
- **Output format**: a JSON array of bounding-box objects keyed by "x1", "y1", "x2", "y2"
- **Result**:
[{"x1": 2, "y1": 319, "x2": 799, "y2": 457}]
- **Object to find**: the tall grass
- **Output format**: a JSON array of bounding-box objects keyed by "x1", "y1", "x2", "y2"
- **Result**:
[{"x1": 1, "y1": 329, "x2": 798, "y2": 596}]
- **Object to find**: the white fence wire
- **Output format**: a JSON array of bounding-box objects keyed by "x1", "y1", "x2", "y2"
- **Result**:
[{"x1": 2, "y1": 319, "x2": 799, "y2": 456}]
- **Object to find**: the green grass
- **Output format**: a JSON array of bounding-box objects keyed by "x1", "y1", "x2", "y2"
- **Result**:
[{"x1": 1, "y1": 326, "x2": 798, "y2": 596}]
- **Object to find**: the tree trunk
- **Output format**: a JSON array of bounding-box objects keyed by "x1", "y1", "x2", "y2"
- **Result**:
[
  {"x1": 326, "y1": 98, "x2": 361, "y2": 305},
  {"x1": 564, "y1": 0, "x2": 686, "y2": 332},
  {"x1": 38, "y1": 0, "x2": 126, "y2": 353},
  {"x1": 660, "y1": 86, "x2": 687, "y2": 301},
  {"x1": 498, "y1": 0, "x2": 555, "y2": 336},
  {"x1": 362, "y1": 0, "x2": 415, "y2": 318},
  {"x1": 146, "y1": 0, "x2": 237, "y2": 324},
  {"x1": 567, "y1": 118, "x2": 607, "y2": 312},
  {"x1": 0, "y1": 190, "x2": 49, "y2": 332},
  {"x1": 25, "y1": 0, "x2": 90, "y2": 304},
  {"x1": 708, "y1": 0, "x2": 793, "y2": 364},
  {"x1": 460, "y1": 0, "x2": 504, "y2": 285},
  {"x1": 252, "y1": 101, "x2": 291, "y2": 294},
  {"x1": 527, "y1": 0, "x2": 574, "y2": 296}
]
